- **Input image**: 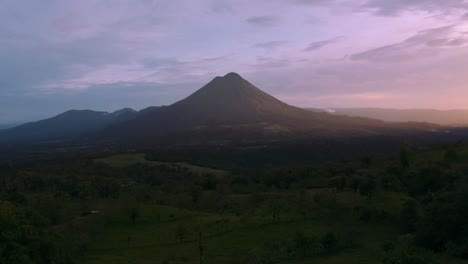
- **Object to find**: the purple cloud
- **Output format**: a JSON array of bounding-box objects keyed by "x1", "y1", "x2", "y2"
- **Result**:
[
  {"x1": 304, "y1": 37, "x2": 342, "y2": 51},
  {"x1": 351, "y1": 26, "x2": 468, "y2": 62},
  {"x1": 362, "y1": 0, "x2": 468, "y2": 16},
  {"x1": 246, "y1": 16, "x2": 280, "y2": 27},
  {"x1": 254, "y1": 41, "x2": 288, "y2": 50}
]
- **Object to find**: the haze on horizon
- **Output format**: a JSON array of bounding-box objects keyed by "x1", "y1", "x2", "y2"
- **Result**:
[{"x1": 2, "y1": 0, "x2": 468, "y2": 123}]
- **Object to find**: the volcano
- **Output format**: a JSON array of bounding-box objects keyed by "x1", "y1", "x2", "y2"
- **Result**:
[
  {"x1": 0, "y1": 73, "x2": 438, "y2": 146},
  {"x1": 101, "y1": 73, "x2": 435, "y2": 144}
]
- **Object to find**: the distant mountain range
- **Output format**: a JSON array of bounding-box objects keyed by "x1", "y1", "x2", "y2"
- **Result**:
[
  {"x1": 326, "y1": 108, "x2": 468, "y2": 126},
  {"x1": 0, "y1": 123, "x2": 21, "y2": 130},
  {"x1": 0, "y1": 73, "x2": 440, "y2": 146},
  {"x1": 0, "y1": 108, "x2": 136, "y2": 144}
]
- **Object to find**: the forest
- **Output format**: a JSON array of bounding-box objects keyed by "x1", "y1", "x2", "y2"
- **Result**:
[{"x1": 2, "y1": 141, "x2": 468, "y2": 264}]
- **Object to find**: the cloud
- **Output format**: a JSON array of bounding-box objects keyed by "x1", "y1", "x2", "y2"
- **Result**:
[
  {"x1": 209, "y1": 1, "x2": 234, "y2": 14},
  {"x1": 255, "y1": 56, "x2": 294, "y2": 68},
  {"x1": 289, "y1": 0, "x2": 468, "y2": 17},
  {"x1": 138, "y1": 56, "x2": 230, "y2": 82},
  {"x1": 426, "y1": 38, "x2": 468, "y2": 47},
  {"x1": 51, "y1": 55, "x2": 231, "y2": 90},
  {"x1": 362, "y1": 0, "x2": 468, "y2": 16},
  {"x1": 246, "y1": 16, "x2": 280, "y2": 27},
  {"x1": 51, "y1": 15, "x2": 85, "y2": 33},
  {"x1": 305, "y1": 15, "x2": 321, "y2": 24},
  {"x1": 0, "y1": 31, "x2": 131, "y2": 94},
  {"x1": 254, "y1": 41, "x2": 288, "y2": 50},
  {"x1": 351, "y1": 26, "x2": 468, "y2": 62},
  {"x1": 290, "y1": 0, "x2": 337, "y2": 6},
  {"x1": 351, "y1": 43, "x2": 429, "y2": 62},
  {"x1": 141, "y1": 58, "x2": 184, "y2": 69},
  {"x1": 304, "y1": 37, "x2": 342, "y2": 51}
]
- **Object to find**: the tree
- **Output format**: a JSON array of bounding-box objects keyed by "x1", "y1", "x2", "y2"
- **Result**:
[
  {"x1": 321, "y1": 231, "x2": 338, "y2": 252},
  {"x1": 349, "y1": 176, "x2": 363, "y2": 193},
  {"x1": 361, "y1": 155, "x2": 372, "y2": 168},
  {"x1": 0, "y1": 201, "x2": 67, "y2": 264},
  {"x1": 198, "y1": 231, "x2": 204, "y2": 264},
  {"x1": 444, "y1": 149, "x2": 459, "y2": 163},
  {"x1": 400, "y1": 142, "x2": 410, "y2": 169},
  {"x1": 359, "y1": 176, "x2": 376, "y2": 198},
  {"x1": 382, "y1": 246, "x2": 436, "y2": 264},
  {"x1": 269, "y1": 197, "x2": 284, "y2": 223},
  {"x1": 400, "y1": 200, "x2": 420, "y2": 232},
  {"x1": 328, "y1": 176, "x2": 346, "y2": 192},
  {"x1": 130, "y1": 207, "x2": 139, "y2": 224},
  {"x1": 190, "y1": 187, "x2": 202, "y2": 207},
  {"x1": 176, "y1": 225, "x2": 188, "y2": 243},
  {"x1": 381, "y1": 241, "x2": 395, "y2": 255},
  {"x1": 416, "y1": 187, "x2": 468, "y2": 252},
  {"x1": 292, "y1": 231, "x2": 315, "y2": 257}
]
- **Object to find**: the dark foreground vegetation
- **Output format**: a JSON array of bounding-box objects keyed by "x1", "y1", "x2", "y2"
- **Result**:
[{"x1": 2, "y1": 141, "x2": 468, "y2": 263}]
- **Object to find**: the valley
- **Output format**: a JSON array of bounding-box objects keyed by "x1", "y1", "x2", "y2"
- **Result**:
[{"x1": 3, "y1": 2, "x2": 468, "y2": 263}]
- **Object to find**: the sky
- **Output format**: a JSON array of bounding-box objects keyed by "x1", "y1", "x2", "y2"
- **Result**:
[{"x1": 1, "y1": 0, "x2": 468, "y2": 123}]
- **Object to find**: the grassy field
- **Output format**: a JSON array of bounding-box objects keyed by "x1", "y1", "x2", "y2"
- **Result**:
[
  {"x1": 95, "y1": 153, "x2": 227, "y2": 176},
  {"x1": 81, "y1": 188, "x2": 412, "y2": 264},
  {"x1": 83, "y1": 208, "x2": 389, "y2": 263}
]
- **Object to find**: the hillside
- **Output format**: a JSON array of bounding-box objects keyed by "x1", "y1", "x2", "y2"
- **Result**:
[{"x1": 0, "y1": 108, "x2": 136, "y2": 144}]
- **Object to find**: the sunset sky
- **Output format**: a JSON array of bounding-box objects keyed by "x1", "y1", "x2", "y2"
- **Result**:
[{"x1": 2, "y1": 0, "x2": 468, "y2": 123}]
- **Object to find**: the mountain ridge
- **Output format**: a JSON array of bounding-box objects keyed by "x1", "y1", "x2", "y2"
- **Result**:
[
  {"x1": 0, "y1": 108, "x2": 136, "y2": 144},
  {"x1": 0, "y1": 73, "x2": 441, "y2": 146}
]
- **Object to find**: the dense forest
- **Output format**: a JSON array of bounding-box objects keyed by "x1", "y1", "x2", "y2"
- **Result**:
[{"x1": 2, "y1": 142, "x2": 468, "y2": 263}]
